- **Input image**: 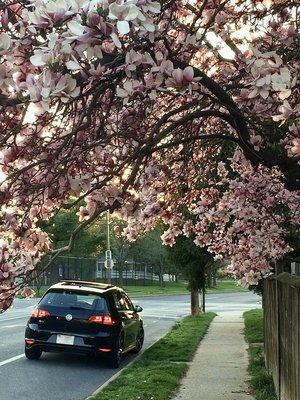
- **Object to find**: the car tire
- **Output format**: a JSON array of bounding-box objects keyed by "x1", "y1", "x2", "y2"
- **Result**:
[
  {"x1": 108, "y1": 334, "x2": 123, "y2": 369},
  {"x1": 25, "y1": 346, "x2": 42, "y2": 360},
  {"x1": 131, "y1": 325, "x2": 144, "y2": 354}
]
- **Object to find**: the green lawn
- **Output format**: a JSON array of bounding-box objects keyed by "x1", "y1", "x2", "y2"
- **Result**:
[
  {"x1": 206, "y1": 280, "x2": 247, "y2": 293},
  {"x1": 243, "y1": 309, "x2": 277, "y2": 400},
  {"x1": 126, "y1": 279, "x2": 246, "y2": 296},
  {"x1": 123, "y1": 281, "x2": 188, "y2": 296},
  {"x1": 31, "y1": 279, "x2": 246, "y2": 298},
  {"x1": 30, "y1": 282, "x2": 188, "y2": 298},
  {"x1": 89, "y1": 313, "x2": 216, "y2": 400}
]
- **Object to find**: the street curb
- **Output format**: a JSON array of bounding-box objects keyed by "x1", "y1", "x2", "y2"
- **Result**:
[{"x1": 85, "y1": 321, "x2": 180, "y2": 400}]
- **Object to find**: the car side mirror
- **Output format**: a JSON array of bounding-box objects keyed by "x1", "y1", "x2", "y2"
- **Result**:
[{"x1": 133, "y1": 305, "x2": 143, "y2": 313}]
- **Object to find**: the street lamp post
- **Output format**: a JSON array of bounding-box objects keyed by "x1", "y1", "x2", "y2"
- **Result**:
[{"x1": 105, "y1": 210, "x2": 114, "y2": 284}]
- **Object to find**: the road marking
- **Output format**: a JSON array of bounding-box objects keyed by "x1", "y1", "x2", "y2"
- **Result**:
[
  {"x1": 0, "y1": 315, "x2": 28, "y2": 322},
  {"x1": 0, "y1": 354, "x2": 24, "y2": 367},
  {"x1": 143, "y1": 314, "x2": 181, "y2": 319},
  {"x1": 0, "y1": 324, "x2": 24, "y2": 329}
]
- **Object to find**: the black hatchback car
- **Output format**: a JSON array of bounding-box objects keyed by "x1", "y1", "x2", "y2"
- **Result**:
[{"x1": 25, "y1": 280, "x2": 144, "y2": 368}]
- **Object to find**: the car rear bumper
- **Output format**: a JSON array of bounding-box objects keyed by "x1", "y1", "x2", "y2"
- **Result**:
[
  {"x1": 25, "y1": 323, "x2": 118, "y2": 355},
  {"x1": 26, "y1": 341, "x2": 99, "y2": 355}
]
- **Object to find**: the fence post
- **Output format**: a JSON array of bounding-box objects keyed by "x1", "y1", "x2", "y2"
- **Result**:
[
  {"x1": 265, "y1": 273, "x2": 300, "y2": 400},
  {"x1": 276, "y1": 274, "x2": 281, "y2": 399}
]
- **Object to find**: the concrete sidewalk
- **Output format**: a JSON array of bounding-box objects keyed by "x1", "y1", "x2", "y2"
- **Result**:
[{"x1": 173, "y1": 311, "x2": 254, "y2": 400}]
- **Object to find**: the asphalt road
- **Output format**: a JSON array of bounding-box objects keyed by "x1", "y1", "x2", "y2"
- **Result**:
[{"x1": 0, "y1": 291, "x2": 261, "y2": 400}]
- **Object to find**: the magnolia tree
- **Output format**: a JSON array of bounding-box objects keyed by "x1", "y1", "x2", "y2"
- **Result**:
[{"x1": 0, "y1": 0, "x2": 299, "y2": 311}]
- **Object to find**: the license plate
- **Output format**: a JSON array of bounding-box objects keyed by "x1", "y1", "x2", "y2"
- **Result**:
[{"x1": 56, "y1": 335, "x2": 75, "y2": 345}]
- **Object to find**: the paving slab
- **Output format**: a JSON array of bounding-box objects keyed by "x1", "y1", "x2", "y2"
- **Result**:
[{"x1": 172, "y1": 311, "x2": 254, "y2": 400}]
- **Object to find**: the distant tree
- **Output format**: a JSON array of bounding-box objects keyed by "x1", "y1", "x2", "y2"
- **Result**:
[
  {"x1": 167, "y1": 235, "x2": 214, "y2": 315},
  {"x1": 41, "y1": 206, "x2": 106, "y2": 257},
  {"x1": 109, "y1": 219, "x2": 132, "y2": 285},
  {"x1": 129, "y1": 226, "x2": 170, "y2": 288}
]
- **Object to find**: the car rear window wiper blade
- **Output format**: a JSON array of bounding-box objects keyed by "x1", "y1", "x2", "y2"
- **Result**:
[{"x1": 69, "y1": 306, "x2": 89, "y2": 310}]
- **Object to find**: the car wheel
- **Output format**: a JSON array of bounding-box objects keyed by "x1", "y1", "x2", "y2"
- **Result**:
[
  {"x1": 25, "y1": 346, "x2": 42, "y2": 360},
  {"x1": 131, "y1": 325, "x2": 144, "y2": 354},
  {"x1": 108, "y1": 334, "x2": 123, "y2": 369}
]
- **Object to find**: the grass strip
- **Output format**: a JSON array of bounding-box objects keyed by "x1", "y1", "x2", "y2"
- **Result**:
[
  {"x1": 90, "y1": 312, "x2": 216, "y2": 400},
  {"x1": 244, "y1": 308, "x2": 264, "y2": 344},
  {"x1": 141, "y1": 312, "x2": 215, "y2": 362},
  {"x1": 243, "y1": 309, "x2": 277, "y2": 400}
]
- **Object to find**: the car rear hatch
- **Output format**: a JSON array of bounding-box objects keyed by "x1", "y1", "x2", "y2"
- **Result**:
[{"x1": 33, "y1": 289, "x2": 113, "y2": 336}]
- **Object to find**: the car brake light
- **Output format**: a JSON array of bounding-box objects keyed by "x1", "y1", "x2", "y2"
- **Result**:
[
  {"x1": 98, "y1": 348, "x2": 112, "y2": 352},
  {"x1": 102, "y1": 315, "x2": 115, "y2": 325},
  {"x1": 89, "y1": 314, "x2": 116, "y2": 325},
  {"x1": 25, "y1": 339, "x2": 35, "y2": 346},
  {"x1": 89, "y1": 315, "x2": 102, "y2": 323},
  {"x1": 31, "y1": 309, "x2": 50, "y2": 318}
]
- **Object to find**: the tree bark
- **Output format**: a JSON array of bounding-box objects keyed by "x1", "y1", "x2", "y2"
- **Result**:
[
  {"x1": 206, "y1": 269, "x2": 213, "y2": 288},
  {"x1": 190, "y1": 290, "x2": 200, "y2": 316},
  {"x1": 212, "y1": 272, "x2": 217, "y2": 287},
  {"x1": 118, "y1": 264, "x2": 123, "y2": 285},
  {"x1": 159, "y1": 263, "x2": 165, "y2": 288}
]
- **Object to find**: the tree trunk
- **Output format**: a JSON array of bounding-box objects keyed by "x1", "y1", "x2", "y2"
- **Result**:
[
  {"x1": 159, "y1": 263, "x2": 165, "y2": 288},
  {"x1": 212, "y1": 272, "x2": 217, "y2": 287},
  {"x1": 201, "y1": 286, "x2": 206, "y2": 313},
  {"x1": 206, "y1": 268, "x2": 213, "y2": 288},
  {"x1": 190, "y1": 290, "x2": 200, "y2": 316},
  {"x1": 118, "y1": 264, "x2": 123, "y2": 285}
]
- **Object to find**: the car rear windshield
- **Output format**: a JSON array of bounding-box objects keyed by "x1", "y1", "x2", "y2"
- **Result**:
[{"x1": 39, "y1": 290, "x2": 109, "y2": 313}]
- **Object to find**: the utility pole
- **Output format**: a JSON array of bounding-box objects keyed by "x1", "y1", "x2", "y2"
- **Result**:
[{"x1": 105, "y1": 210, "x2": 114, "y2": 284}]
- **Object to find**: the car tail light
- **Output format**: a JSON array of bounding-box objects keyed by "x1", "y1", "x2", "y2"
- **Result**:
[
  {"x1": 89, "y1": 314, "x2": 116, "y2": 325},
  {"x1": 31, "y1": 309, "x2": 50, "y2": 318},
  {"x1": 98, "y1": 348, "x2": 111, "y2": 352},
  {"x1": 102, "y1": 315, "x2": 116, "y2": 325},
  {"x1": 25, "y1": 339, "x2": 35, "y2": 346},
  {"x1": 89, "y1": 315, "x2": 102, "y2": 323}
]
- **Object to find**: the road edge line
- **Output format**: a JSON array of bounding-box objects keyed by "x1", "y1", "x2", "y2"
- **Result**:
[{"x1": 0, "y1": 354, "x2": 25, "y2": 367}]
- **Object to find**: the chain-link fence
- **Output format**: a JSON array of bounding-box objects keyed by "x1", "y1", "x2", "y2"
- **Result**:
[{"x1": 39, "y1": 255, "x2": 160, "y2": 287}]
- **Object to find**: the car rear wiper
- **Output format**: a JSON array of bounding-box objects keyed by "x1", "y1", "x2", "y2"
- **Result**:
[{"x1": 69, "y1": 306, "x2": 89, "y2": 310}]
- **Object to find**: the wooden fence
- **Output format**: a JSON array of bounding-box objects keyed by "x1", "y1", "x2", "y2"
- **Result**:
[{"x1": 264, "y1": 273, "x2": 300, "y2": 400}]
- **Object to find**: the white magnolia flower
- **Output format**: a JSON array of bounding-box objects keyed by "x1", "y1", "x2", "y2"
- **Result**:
[
  {"x1": 67, "y1": 19, "x2": 86, "y2": 36},
  {"x1": 51, "y1": 74, "x2": 80, "y2": 102},
  {"x1": 109, "y1": 3, "x2": 139, "y2": 34},
  {"x1": 0, "y1": 33, "x2": 11, "y2": 53},
  {"x1": 65, "y1": 59, "x2": 81, "y2": 70},
  {"x1": 30, "y1": 51, "x2": 52, "y2": 67}
]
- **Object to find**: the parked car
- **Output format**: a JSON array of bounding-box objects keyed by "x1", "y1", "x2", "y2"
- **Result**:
[{"x1": 25, "y1": 280, "x2": 144, "y2": 368}]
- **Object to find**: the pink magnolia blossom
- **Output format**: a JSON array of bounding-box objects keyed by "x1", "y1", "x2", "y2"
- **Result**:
[
  {"x1": 0, "y1": 0, "x2": 299, "y2": 310},
  {"x1": 291, "y1": 139, "x2": 300, "y2": 156}
]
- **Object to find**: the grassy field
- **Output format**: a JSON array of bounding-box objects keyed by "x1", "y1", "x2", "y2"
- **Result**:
[
  {"x1": 243, "y1": 309, "x2": 277, "y2": 400},
  {"x1": 123, "y1": 281, "x2": 188, "y2": 296},
  {"x1": 31, "y1": 279, "x2": 246, "y2": 298},
  {"x1": 206, "y1": 280, "x2": 247, "y2": 294},
  {"x1": 89, "y1": 313, "x2": 216, "y2": 400},
  {"x1": 31, "y1": 282, "x2": 188, "y2": 298}
]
